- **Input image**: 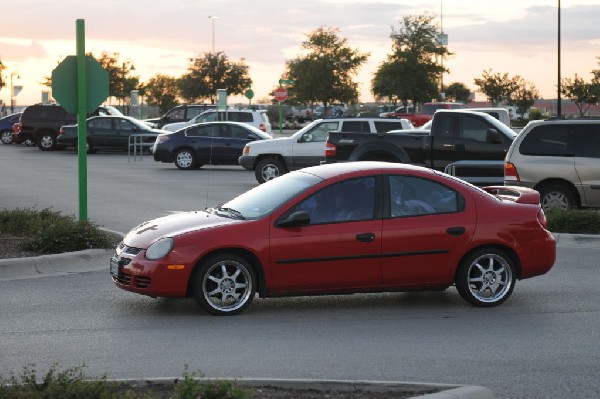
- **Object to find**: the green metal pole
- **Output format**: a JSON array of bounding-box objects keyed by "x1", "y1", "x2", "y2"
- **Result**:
[
  {"x1": 76, "y1": 19, "x2": 88, "y2": 220},
  {"x1": 279, "y1": 101, "x2": 283, "y2": 133}
]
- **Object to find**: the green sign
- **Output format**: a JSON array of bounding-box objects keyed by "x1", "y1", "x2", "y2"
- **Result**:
[
  {"x1": 52, "y1": 55, "x2": 109, "y2": 113},
  {"x1": 278, "y1": 79, "x2": 295, "y2": 85},
  {"x1": 245, "y1": 89, "x2": 254, "y2": 99}
]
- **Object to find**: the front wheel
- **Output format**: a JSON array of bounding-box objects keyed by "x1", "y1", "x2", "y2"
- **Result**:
[
  {"x1": 1, "y1": 130, "x2": 14, "y2": 145},
  {"x1": 255, "y1": 157, "x2": 286, "y2": 184},
  {"x1": 455, "y1": 248, "x2": 516, "y2": 307},
  {"x1": 174, "y1": 149, "x2": 196, "y2": 170},
  {"x1": 192, "y1": 254, "x2": 256, "y2": 316}
]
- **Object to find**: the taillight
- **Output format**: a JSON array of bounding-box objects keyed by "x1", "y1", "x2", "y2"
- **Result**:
[
  {"x1": 243, "y1": 145, "x2": 250, "y2": 155},
  {"x1": 504, "y1": 162, "x2": 520, "y2": 182},
  {"x1": 13, "y1": 123, "x2": 21, "y2": 133},
  {"x1": 59, "y1": 127, "x2": 65, "y2": 135},
  {"x1": 537, "y1": 208, "x2": 548, "y2": 229},
  {"x1": 157, "y1": 135, "x2": 169, "y2": 143},
  {"x1": 259, "y1": 124, "x2": 266, "y2": 132},
  {"x1": 325, "y1": 142, "x2": 337, "y2": 157}
]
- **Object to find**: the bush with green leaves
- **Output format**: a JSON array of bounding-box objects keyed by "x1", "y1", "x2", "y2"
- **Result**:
[
  {"x1": 0, "y1": 207, "x2": 114, "y2": 254},
  {"x1": 546, "y1": 209, "x2": 600, "y2": 234}
]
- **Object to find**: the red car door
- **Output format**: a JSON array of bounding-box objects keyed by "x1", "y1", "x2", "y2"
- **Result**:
[
  {"x1": 381, "y1": 175, "x2": 476, "y2": 286},
  {"x1": 268, "y1": 176, "x2": 383, "y2": 293}
]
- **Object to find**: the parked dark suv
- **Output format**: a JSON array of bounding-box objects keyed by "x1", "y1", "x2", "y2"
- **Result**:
[
  {"x1": 144, "y1": 104, "x2": 216, "y2": 129},
  {"x1": 14, "y1": 104, "x2": 119, "y2": 151},
  {"x1": 504, "y1": 118, "x2": 600, "y2": 210}
]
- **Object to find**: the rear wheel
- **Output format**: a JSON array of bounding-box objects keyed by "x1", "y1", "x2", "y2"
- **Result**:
[
  {"x1": 538, "y1": 183, "x2": 576, "y2": 211},
  {"x1": 192, "y1": 253, "x2": 256, "y2": 316},
  {"x1": 455, "y1": 248, "x2": 516, "y2": 307},
  {"x1": 174, "y1": 149, "x2": 196, "y2": 170},
  {"x1": 37, "y1": 132, "x2": 57, "y2": 151},
  {"x1": 255, "y1": 157, "x2": 286, "y2": 183},
  {"x1": 1, "y1": 130, "x2": 14, "y2": 144}
]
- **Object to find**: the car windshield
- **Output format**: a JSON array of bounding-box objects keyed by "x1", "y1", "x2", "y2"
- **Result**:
[{"x1": 220, "y1": 172, "x2": 322, "y2": 219}]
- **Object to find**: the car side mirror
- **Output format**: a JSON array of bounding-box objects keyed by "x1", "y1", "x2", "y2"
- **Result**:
[{"x1": 276, "y1": 211, "x2": 310, "y2": 228}]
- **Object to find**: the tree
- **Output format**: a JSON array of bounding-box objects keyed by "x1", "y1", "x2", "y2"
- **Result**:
[
  {"x1": 473, "y1": 69, "x2": 517, "y2": 106},
  {"x1": 180, "y1": 52, "x2": 252, "y2": 104},
  {"x1": 372, "y1": 14, "x2": 449, "y2": 109},
  {"x1": 95, "y1": 52, "x2": 139, "y2": 107},
  {"x1": 282, "y1": 26, "x2": 369, "y2": 113},
  {"x1": 0, "y1": 57, "x2": 5, "y2": 92},
  {"x1": 444, "y1": 82, "x2": 471, "y2": 103},
  {"x1": 561, "y1": 74, "x2": 598, "y2": 117},
  {"x1": 143, "y1": 74, "x2": 180, "y2": 114},
  {"x1": 507, "y1": 76, "x2": 539, "y2": 118}
]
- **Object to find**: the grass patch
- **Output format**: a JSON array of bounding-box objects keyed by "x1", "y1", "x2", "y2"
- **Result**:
[
  {"x1": 0, "y1": 207, "x2": 114, "y2": 255},
  {"x1": 0, "y1": 364, "x2": 253, "y2": 399}
]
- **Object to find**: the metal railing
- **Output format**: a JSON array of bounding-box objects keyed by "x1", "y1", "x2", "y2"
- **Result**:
[
  {"x1": 128, "y1": 134, "x2": 157, "y2": 162},
  {"x1": 443, "y1": 160, "x2": 505, "y2": 186}
]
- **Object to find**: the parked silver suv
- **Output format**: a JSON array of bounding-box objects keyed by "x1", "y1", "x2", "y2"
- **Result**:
[{"x1": 504, "y1": 118, "x2": 600, "y2": 210}]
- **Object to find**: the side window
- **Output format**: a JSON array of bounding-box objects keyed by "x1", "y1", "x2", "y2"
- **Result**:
[
  {"x1": 374, "y1": 121, "x2": 405, "y2": 132},
  {"x1": 229, "y1": 125, "x2": 250, "y2": 139},
  {"x1": 115, "y1": 118, "x2": 135, "y2": 131},
  {"x1": 519, "y1": 124, "x2": 573, "y2": 156},
  {"x1": 236, "y1": 113, "x2": 253, "y2": 122},
  {"x1": 167, "y1": 107, "x2": 185, "y2": 121},
  {"x1": 288, "y1": 177, "x2": 376, "y2": 224},
  {"x1": 459, "y1": 115, "x2": 491, "y2": 143},
  {"x1": 89, "y1": 119, "x2": 112, "y2": 129},
  {"x1": 302, "y1": 121, "x2": 339, "y2": 142},
  {"x1": 198, "y1": 112, "x2": 217, "y2": 123},
  {"x1": 186, "y1": 107, "x2": 203, "y2": 119},
  {"x1": 388, "y1": 175, "x2": 462, "y2": 217},
  {"x1": 574, "y1": 124, "x2": 600, "y2": 158},
  {"x1": 186, "y1": 125, "x2": 219, "y2": 137},
  {"x1": 340, "y1": 121, "x2": 370, "y2": 133}
]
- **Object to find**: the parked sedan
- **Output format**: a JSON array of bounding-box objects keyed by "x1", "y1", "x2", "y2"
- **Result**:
[
  {"x1": 153, "y1": 121, "x2": 272, "y2": 170},
  {"x1": 57, "y1": 116, "x2": 165, "y2": 153},
  {"x1": 110, "y1": 162, "x2": 556, "y2": 315},
  {"x1": 0, "y1": 112, "x2": 22, "y2": 144}
]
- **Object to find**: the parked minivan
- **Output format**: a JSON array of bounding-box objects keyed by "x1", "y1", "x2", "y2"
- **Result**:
[{"x1": 504, "y1": 118, "x2": 600, "y2": 210}]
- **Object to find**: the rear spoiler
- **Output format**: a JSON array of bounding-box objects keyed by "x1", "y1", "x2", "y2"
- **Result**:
[{"x1": 481, "y1": 185, "x2": 540, "y2": 205}]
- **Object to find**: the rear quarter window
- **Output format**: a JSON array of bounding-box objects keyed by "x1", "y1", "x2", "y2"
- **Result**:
[
  {"x1": 574, "y1": 124, "x2": 600, "y2": 158},
  {"x1": 374, "y1": 121, "x2": 405, "y2": 132},
  {"x1": 519, "y1": 124, "x2": 574, "y2": 156}
]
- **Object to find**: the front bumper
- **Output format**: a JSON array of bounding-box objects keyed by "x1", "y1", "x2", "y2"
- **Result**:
[{"x1": 238, "y1": 155, "x2": 257, "y2": 170}]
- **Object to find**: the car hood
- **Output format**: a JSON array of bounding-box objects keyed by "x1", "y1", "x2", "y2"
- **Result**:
[{"x1": 123, "y1": 210, "x2": 239, "y2": 248}]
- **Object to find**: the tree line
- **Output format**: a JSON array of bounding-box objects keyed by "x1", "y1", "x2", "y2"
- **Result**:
[{"x1": 4, "y1": 14, "x2": 599, "y2": 117}]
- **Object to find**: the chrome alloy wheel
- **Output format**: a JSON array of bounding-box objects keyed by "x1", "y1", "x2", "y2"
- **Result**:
[
  {"x1": 175, "y1": 150, "x2": 194, "y2": 169},
  {"x1": 466, "y1": 254, "x2": 513, "y2": 304},
  {"x1": 202, "y1": 260, "x2": 253, "y2": 313}
]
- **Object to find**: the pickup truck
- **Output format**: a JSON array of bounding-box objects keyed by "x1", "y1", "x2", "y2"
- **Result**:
[
  {"x1": 325, "y1": 110, "x2": 517, "y2": 184},
  {"x1": 385, "y1": 102, "x2": 469, "y2": 127},
  {"x1": 239, "y1": 117, "x2": 413, "y2": 183}
]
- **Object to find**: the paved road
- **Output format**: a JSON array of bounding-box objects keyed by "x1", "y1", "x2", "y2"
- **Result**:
[{"x1": 1, "y1": 144, "x2": 599, "y2": 398}]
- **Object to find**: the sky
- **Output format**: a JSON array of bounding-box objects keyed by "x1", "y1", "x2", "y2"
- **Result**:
[{"x1": 1, "y1": 0, "x2": 599, "y2": 109}]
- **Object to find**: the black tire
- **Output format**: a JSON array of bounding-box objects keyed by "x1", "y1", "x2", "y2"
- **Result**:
[
  {"x1": 455, "y1": 247, "x2": 516, "y2": 307},
  {"x1": 174, "y1": 149, "x2": 196, "y2": 170},
  {"x1": 37, "y1": 132, "x2": 57, "y2": 151},
  {"x1": 538, "y1": 183, "x2": 576, "y2": 211},
  {"x1": 192, "y1": 253, "x2": 256, "y2": 316},
  {"x1": 1, "y1": 130, "x2": 14, "y2": 145},
  {"x1": 255, "y1": 157, "x2": 286, "y2": 184}
]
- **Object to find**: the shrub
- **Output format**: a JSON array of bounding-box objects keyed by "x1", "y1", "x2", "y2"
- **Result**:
[
  {"x1": 0, "y1": 208, "x2": 114, "y2": 255},
  {"x1": 546, "y1": 209, "x2": 600, "y2": 234}
]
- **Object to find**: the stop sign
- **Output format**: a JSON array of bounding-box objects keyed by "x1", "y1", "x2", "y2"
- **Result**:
[{"x1": 274, "y1": 87, "x2": 288, "y2": 102}]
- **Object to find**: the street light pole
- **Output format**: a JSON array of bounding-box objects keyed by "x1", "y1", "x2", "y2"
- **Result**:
[
  {"x1": 208, "y1": 15, "x2": 219, "y2": 53},
  {"x1": 10, "y1": 72, "x2": 19, "y2": 113},
  {"x1": 557, "y1": 0, "x2": 562, "y2": 117}
]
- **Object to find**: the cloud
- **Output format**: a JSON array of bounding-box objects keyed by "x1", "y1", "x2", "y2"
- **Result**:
[{"x1": 0, "y1": 41, "x2": 47, "y2": 61}]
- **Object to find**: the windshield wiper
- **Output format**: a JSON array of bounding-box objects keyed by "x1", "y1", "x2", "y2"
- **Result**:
[{"x1": 215, "y1": 206, "x2": 246, "y2": 220}]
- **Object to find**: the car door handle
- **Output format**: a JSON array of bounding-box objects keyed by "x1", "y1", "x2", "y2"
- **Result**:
[
  {"x1": 446, "y1": 227, "x2": 465, "y2": 236},
  {"x1": 356, "y1": 233, "x2": 375, "y2": 242}
]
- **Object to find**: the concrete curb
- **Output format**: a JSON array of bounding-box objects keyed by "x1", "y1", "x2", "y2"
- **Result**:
[
  {"x1": 111, "y1": 377, "x2": 495, "y2": 399},
  {"x1": 0, "y1": 248, "x2": 113, "y2": 281},
  {"x1": 552, "y1": 233, "x2": 600, "y2": 248}
]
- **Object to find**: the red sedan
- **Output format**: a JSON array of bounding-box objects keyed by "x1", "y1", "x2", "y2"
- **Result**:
[{"x1": 111, "y1": 162, "x2": 556, "y2": 315}]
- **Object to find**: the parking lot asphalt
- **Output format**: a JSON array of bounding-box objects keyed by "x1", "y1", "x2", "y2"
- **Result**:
[{"x1": 1, "y1": 232, "x2": 596, "y2": 399}]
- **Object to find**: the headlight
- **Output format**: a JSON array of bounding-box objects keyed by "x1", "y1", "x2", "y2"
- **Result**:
[{"x1": 145, "y1": 237, "x2": 174, "y2": 260}]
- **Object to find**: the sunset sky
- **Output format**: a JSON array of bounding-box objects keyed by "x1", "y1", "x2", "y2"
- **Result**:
[{"x1": 1, "y1": 0, "x2": 599, "y2": 108}]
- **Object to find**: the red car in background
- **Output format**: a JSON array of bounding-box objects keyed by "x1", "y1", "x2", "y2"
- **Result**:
[
  {"x1": 385, "y1": 102, "x2": 469, "y2": 127},
  {"x1": 110, "y1": 162, "x2": 555, "y2": 315}
]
